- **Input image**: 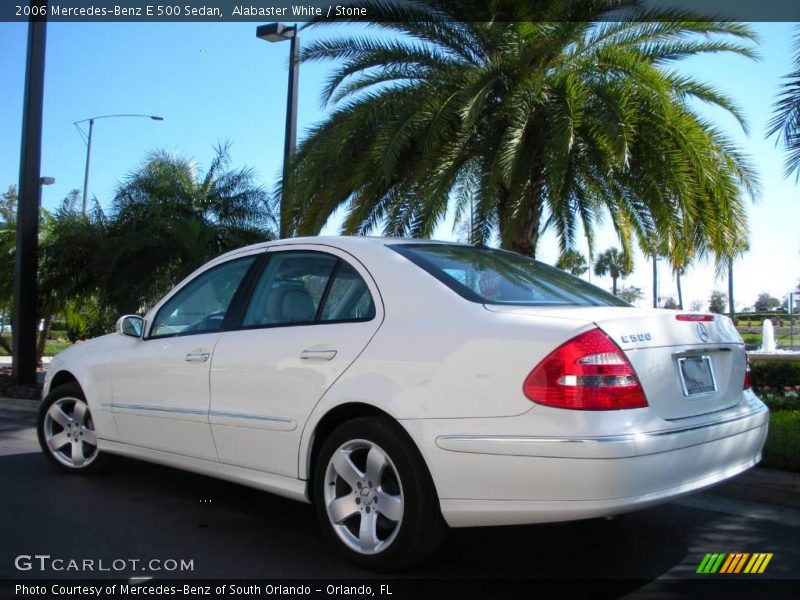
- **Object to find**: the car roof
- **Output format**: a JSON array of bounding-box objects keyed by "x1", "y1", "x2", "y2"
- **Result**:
[{"x1": 215, "y1": 235, "x2": 468, "y2": 262}]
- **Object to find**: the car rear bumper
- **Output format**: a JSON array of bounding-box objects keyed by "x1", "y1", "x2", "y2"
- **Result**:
[{"x1": 402, "y1": 397, "x2": 769, "y2": 527}]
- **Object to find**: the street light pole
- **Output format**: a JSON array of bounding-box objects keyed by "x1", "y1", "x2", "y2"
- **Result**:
[
  {"x1": 81, "y1": 118, "x2": 94, "y2": 215},
  {"x1": 728, "y1": 255, "x2": 735, "y2": 320},
  {"x1": 256, "y1": 23, "x2": 300, "y2": 239},
  {"x1": 74, "y1": 114, "x2": 164, "y2": 215},
  {"x1": 652, "y1": 255, "x2": 659, "y2": 308}
]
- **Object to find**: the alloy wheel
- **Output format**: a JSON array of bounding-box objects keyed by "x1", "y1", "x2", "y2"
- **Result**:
[
  {"x1": 323, "y1": 439, "x2": 404, "y2": 555},
  {"x1": 43, "y1": 397, "x2": 99, "y2": 468}
]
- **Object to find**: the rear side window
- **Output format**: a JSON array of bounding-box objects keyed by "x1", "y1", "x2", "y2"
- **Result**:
[
  {"x1": 321, "y1": 262, "x2": 376, "y2": 322},
  {"x1": 243, "y1": 252, "x2": 337, "y2": 326},
  {"x1": 242, "y1": 251, "x2": 376, "y2": 327},
  {"x1": 392, "y1": 244, "x2": 627, "y2": 307}
]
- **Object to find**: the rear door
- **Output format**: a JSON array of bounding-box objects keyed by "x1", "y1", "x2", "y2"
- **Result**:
[{"x1": 209, "y1": 245, "x2": 383, "y2": 477}]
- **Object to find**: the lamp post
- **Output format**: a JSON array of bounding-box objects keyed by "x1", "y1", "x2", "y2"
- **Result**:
[
  {"x1": 256, "y1": 22, "x2": 299, "y2": 239},
  {"x1": 727, "y1": 255, "x2": 735, "y2": 320},
  {"x1": 652, "y1": 255, "x2": 662, "y2": 308},
  {"x1": 74, "y1": 114, "x2": 164, "y2": 215}
]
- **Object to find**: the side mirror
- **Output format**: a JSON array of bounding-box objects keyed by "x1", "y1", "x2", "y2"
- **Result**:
[{"x1": 116, "y1": 315, "x2": 144, "y2": 338}]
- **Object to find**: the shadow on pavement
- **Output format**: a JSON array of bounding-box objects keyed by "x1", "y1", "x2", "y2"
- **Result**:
[{"x1": 0, "y1": 451, "x2": 700, "y2": 584}]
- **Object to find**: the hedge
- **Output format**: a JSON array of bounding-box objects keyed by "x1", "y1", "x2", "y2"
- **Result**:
[{"x1": 749, "y1": 358, "x2": 800, "y2": 392}]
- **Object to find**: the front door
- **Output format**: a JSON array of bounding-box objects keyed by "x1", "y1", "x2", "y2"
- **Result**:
[{"x1": 110, "y1": 255, "x2": 257, "y2": 459}]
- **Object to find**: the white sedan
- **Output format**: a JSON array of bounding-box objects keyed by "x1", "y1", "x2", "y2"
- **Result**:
[{"x1": 38, "y1": 236, "x2": 768, "y2": 569}]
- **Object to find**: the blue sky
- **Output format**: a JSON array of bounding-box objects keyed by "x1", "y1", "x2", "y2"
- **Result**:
[{"x1": 1, "y1": 21, "x2": 798, "y2": 310}]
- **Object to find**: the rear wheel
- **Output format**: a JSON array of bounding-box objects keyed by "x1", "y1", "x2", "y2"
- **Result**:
[
  {"x1": 37, "y1": 382, "x2": 113, "y2": 474},
  {"x1": 313, "y1": 417, "x2": 447, "y2": 570}
]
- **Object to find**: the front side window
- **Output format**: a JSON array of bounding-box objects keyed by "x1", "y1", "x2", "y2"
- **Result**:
[
  {"x1": 150, "y1": 256, "x2": 255, "y2": 337},
  {"x1": 392, "y1": 244, "x2": 628, "y2": 307}
]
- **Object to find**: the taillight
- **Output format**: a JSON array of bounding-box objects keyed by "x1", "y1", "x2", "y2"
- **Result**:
[
  {"x1": 743, "y1": 362, "x2": 752, "y2": 390},
  {"x1": 523, "y1": 328, "x2": 648, "y2": 410}
]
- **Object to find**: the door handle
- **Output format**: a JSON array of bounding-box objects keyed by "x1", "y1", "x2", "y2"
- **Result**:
[
  {"x1": 185, "y1": 350, "x2": 211, "y2": 363},
  {"x1": 300, "y1": 349, "x2": 337, "y2": 361}
]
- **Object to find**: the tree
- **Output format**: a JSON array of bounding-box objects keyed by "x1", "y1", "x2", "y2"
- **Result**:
[
  {"x1": 102, "y1": 143, "x2": 276, "y2": 314},
  {"x1": 0, "y1": 189, "x2": 103, "y2": 359},
  {"x1": 768, "y1": 26, "x2": 800, "y2": 179},
  {"x1": 754, "y1": 292, "x2": 781, "y2": 312},
  {"x1": 555, "y1": 249, "x2": 588, "y2": 276},
  {"x1": 617, "y1": 286, "x2": 644, "y2": 304},
  {"x1": 0, "y1": 186, "x2": 17, "y2": 348},
  {"x1": 709, "y1": 290, "x2": 727, "y2": 314},
  {"x1": 287, "y1": 0, "x2": 757, "y2": 261},
  {"x1": 690, "y1": 299, "x2": 704, "y2": 312},
  {"x1": 662, "y1": 296, "x2": 679, "y2": 309},
  {"x1": 594, "y1": 248, "x2": 632, "y2": 296}
]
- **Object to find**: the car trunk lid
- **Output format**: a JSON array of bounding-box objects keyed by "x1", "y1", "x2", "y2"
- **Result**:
[{"x1": 485, "y1": 305, "x2": 746, "y2": 419}]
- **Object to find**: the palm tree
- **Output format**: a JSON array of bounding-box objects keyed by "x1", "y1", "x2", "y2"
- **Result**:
[
  {"x1": 594, "y1": 247, "x2": 632, "y2": 296},
  {"x1": 103, "y1": 142, "x2": 276, "y2": 314},
  {"x1": 768, "y1": 26, "x2": 800, "y2": 179},
  {"x1": 287, "y1": 0, "x2": 757, "y2": 260},
  {"x1": 555, "y1": 249, "x2": 589, "y2": 276}
]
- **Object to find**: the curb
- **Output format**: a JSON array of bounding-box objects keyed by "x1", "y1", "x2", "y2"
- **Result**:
[
  {"x1": 0, "y1": 396, "x2": 40, "y2": 413},
  {"x1": 710, "y1": 466, "x2": 800, "y2": 510}
]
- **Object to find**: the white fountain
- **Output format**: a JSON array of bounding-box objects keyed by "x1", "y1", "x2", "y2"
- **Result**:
[
  {"x1": 748, "y1": 319, "x2": 799, "y2": 367},
  {"x1": 759, "y1": 319, "x2": 777, "y2": 353}
]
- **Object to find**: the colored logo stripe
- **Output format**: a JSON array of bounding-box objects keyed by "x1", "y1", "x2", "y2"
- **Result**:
[
  {"x1": 744, "y1": 553, "x2": 774, "y2": 574},
  {"x1": 697, "y1": 553, "x2": 773, "y2": 574},
  {"x1": 697, "y1": 553, "x2": 726, "y2": 574},
  {"x1": 720, "y1": 553, "x2": 749, "y2": 573}
]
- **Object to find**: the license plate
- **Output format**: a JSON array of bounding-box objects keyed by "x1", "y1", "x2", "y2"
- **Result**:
[{"x1": 678, "y1": 356, "x2": 716, "y2": 396}]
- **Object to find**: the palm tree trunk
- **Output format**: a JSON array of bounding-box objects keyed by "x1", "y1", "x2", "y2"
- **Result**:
[
  {"x1": 612, "y1": 276, "x2": 618, "y2": 296},
  {"x1": 676, "y1": 270, "x2": 683, "y2": 309},
  {"x1": 501, "y1": 176, "x2": 542, "y2": 257}
]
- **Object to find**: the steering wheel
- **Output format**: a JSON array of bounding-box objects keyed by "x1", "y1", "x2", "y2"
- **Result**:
[{"x1": 186, "y1": 310, "x2": 226, "y2": 333}]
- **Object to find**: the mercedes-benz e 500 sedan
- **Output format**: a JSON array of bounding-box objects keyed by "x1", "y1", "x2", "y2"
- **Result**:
[{"x1": 38, "y1": 237, "x2": 768, "y2": 569}]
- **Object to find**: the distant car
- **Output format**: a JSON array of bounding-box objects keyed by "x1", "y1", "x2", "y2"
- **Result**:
[{"x1": 38, "y1": 237, "x2": 768, "y2": 569}]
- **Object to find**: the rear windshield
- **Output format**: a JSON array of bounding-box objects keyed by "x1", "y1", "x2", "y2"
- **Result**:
[{"x1": 392, "y1": 244, "x2": 628, "y2": 307}]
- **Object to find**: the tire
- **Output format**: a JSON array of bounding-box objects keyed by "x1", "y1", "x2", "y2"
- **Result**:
[
  {"x1": 37, "y1": 382, "x2": 114, "y2": 474},
  {"x1": 313, "y1": 416, "x2": 447, "y2": 570}
]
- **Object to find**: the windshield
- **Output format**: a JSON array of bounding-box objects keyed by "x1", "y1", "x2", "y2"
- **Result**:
[{"x1": 392, "y1": 244, "x2": 628, "y2": 307}]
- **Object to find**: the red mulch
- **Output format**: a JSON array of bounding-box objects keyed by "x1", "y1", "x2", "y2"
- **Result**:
[{"x1": 0, "y1": 365, "x2": 44, "y2": 400}]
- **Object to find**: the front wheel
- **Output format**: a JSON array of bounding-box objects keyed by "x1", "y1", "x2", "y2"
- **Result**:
[
  {"x1": 313, "y1": 417, "x2": 446, "y2": 570},
  {"x1": 37, "y1": 382, "x2": 113, "y2": 474}
]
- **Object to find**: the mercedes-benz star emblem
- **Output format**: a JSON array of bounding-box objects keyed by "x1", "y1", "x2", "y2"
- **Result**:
[{"x1": 696, "y1": 322, "x2": 709, "y2": 343}]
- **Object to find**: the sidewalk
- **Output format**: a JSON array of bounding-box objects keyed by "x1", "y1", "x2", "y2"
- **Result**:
[{"x1": 0, "y1": 356, "x2": 51, "y2": 366}]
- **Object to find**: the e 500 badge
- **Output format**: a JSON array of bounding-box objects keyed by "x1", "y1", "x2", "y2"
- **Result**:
[{"x1": 620, "y1": 333, "x2": 652, "y2": 344}]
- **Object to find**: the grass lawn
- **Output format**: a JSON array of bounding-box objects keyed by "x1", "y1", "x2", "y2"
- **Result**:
[
  {"x1": 761, "y1": 411, "x2": 800, "y2": 472},
  {"x1": 740, "y1": 332, "x2": 799, "y2": 346},
  {"x1": 0, "y1": 340, "x2": 72, "y2": 357}
]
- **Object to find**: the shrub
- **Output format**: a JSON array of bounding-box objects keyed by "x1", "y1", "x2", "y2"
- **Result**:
[
  {"x1": 761, "y1": 411, "x2": 800, "y2": 472},
  {"x1": 749, "y1": 359, "x2": 800, "y2": 392}
]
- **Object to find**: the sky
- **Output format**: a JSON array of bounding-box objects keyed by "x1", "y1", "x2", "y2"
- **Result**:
[{"x1": 1, "y1": 20, "x2": 798, "y2": 311}]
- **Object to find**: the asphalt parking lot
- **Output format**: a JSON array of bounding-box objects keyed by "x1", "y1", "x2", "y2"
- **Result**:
[{"x1": 1, "y1": 401, "x2": 798, "y2": 597}]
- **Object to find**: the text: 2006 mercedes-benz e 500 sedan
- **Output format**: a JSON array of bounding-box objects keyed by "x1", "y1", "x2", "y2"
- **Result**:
[{"x1": 38, "y1": 237, "x2": 768, "y2": 569}]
